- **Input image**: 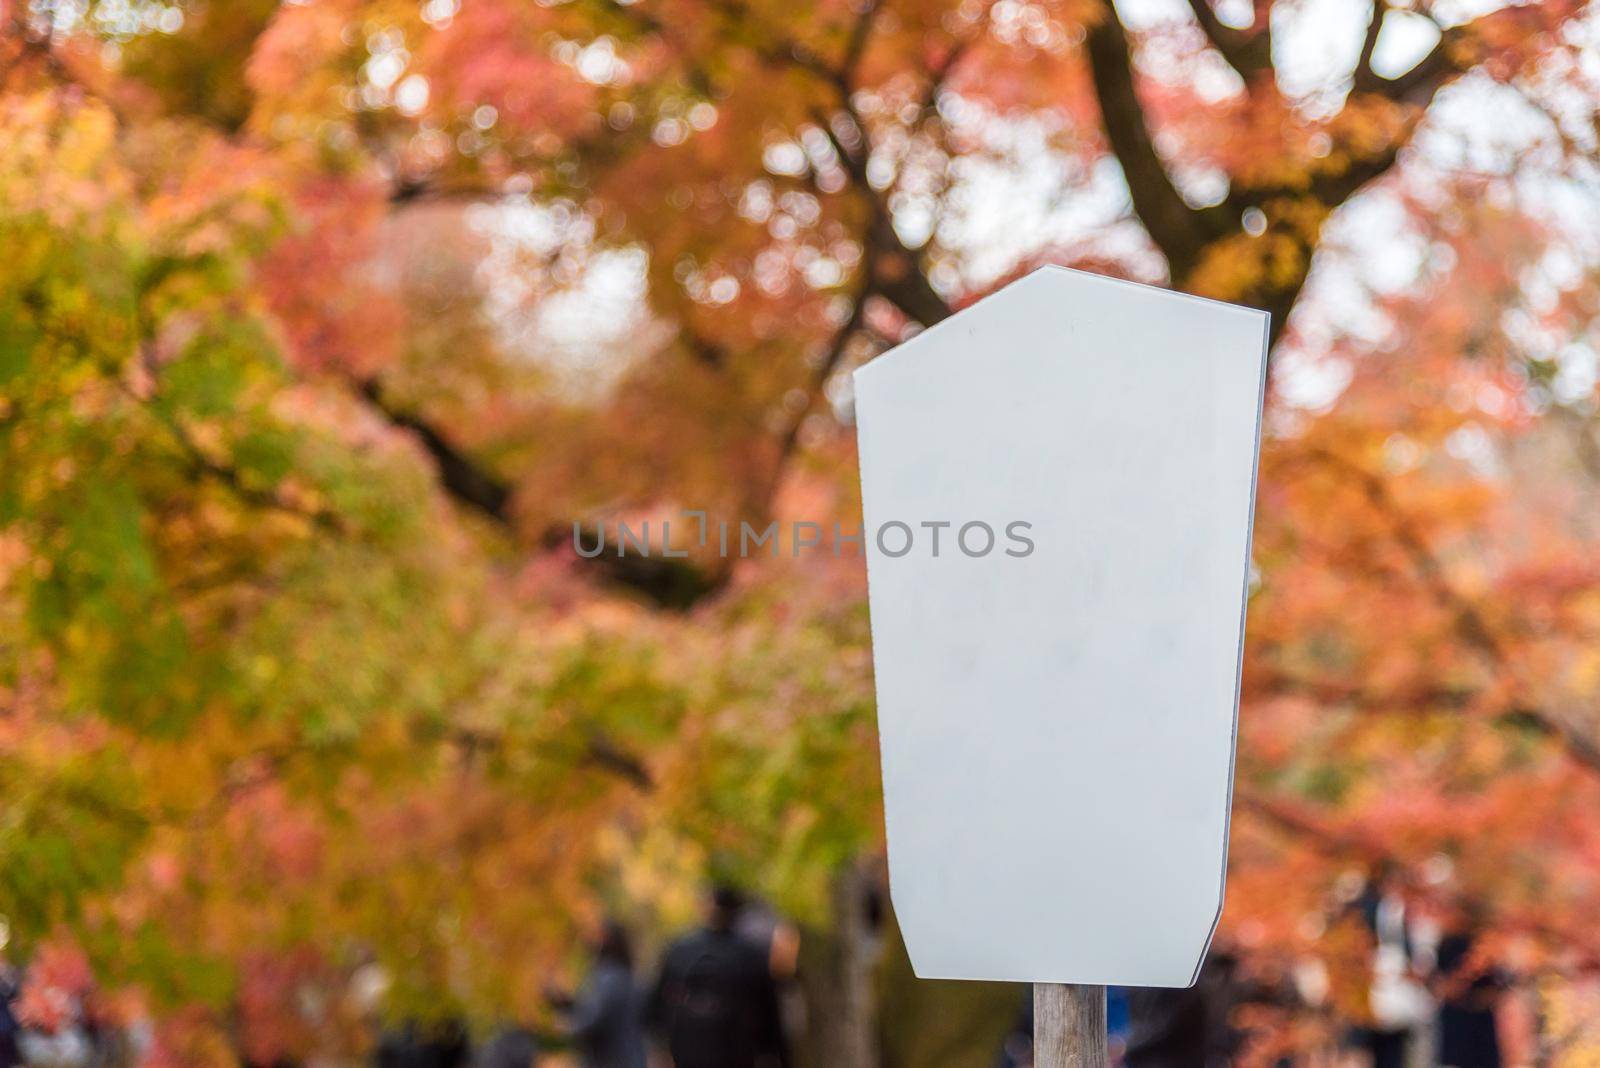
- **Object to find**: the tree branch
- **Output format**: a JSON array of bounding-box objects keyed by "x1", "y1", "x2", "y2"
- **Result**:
[
  {"x1": 757, "y1": 0, "x2": 966, "y2": 328},
  {"x1": 1083, "y1": 7, "x2": 1222, "y2": 281},
  {"x1": 355, "y1": 379, "x2": 730, "y2": 608},
  {"x1": 840, "y1": 0, "x2": 882, "y2": 84},
  {"x1": 1351, "y1": 7, "x2": 1495, "y2": 105},
  {"x1": 872, "y1": 255, "x2": 952, "y2": 325},
  {"x1": 356, "y1": 379, "x2": 514, "y2": 522},
  {"x1": 759, "y1": 282, "x2": 874, "y2": 506},
  {"x1": 1183, "y1": 0, "x2": 1272, "y2": 81},
  {"x1": 805, "y1": 115, "x2": 951, "y2": 326},
  {"x1": 1353, "y1": 0, "x2": 1387, "y2": 90},
  {"x1": 443, "y1": 723, "x2": 657, "y2": 790}
]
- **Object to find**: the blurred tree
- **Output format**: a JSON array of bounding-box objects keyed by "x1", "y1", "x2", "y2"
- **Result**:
[
  {"x1": 5, "y1": 0, "x2": 1600, "y2": 1066},
  {"x1": 1226, "y1": 183, "x2": 1600, "y2": 1057},
  {"x1": 216, "y1": 0, "x2": 1582, "y2": 573}
]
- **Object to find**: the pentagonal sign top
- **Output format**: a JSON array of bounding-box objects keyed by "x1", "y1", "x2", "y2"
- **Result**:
[{"x1": 855, "y1": 266, "x2": 1268, "y2": 987}]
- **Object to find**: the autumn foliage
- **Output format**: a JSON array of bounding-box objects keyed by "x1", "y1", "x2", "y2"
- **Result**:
[{"x1": 3, "y1": 0, "x2": 1600, "y2": 1064}]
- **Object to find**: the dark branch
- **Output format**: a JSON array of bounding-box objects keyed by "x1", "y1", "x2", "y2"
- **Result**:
[
  {"x1": 356, "y1": 379, "x2": 729, "y2": 608},
  {"x1": 1183, "y1": 0, "x2": 1272, "y2": 80},
  {"x1": 582, "y1": 734, "x2": 657, "y2": 790},
  {"x1": 840, "y1": 0, "x2": 882, "y2": 82},
  {"x1": 445, "y1": 722, "x2": 659, "y2": 790},
  {"x1": 356, "y1": 378, "x2": 513, "y2": 523},
  {"x1": 751, "y1": 0, "x2": 967, "y2": 329},
  {"x1": 1353, "y1": 0, "x2": 1387, "y2": 90},
  {"x1": 760, "y1": 283, "x2": 874, "y2": 505},
  {"x1": 124, "y1": 375, "x2": 343, "y2": 532},
  {"x1": 1351, "y1": 8, "x2": 1501, "y2": 105},
  {"x1": 1370, "y1": 38, "x2": 1457, "y2": 105},
  {"x1": 873, "y1": 253, "x2": 952, "y2": 325},
  {"x1": 807, "y1": 113, "x2": 952, "y2": 326},
  {"x1": 1083, "y1": 8, "x2": 1222, "y2": 281},
  {"x1": 1218, "y1": 6, "x2": 1476, "y2": 345},
  {"x1": 570, "y1": 537, "x2": 727, "y2": 611},
  {"x1": 388, "y1": 176, "x2": 503, "y2": 206},
  {"x1": 805, "y1": 43, "x2": 967, "y2": 330}
]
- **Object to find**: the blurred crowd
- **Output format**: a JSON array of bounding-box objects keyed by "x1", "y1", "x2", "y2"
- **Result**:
[
  {"x1": 371, "y1": 884, "x2": 792, "y2": 1068},
  {"x1": 0, "y1": 885, "x2": 796, "y2": 1068},
  {"x1": 0, "y1": 873, "x2": 1533, "y2": 1068},
  {"x1": 988, "y1": 866, "x2": 1517, "y2": 1068}
]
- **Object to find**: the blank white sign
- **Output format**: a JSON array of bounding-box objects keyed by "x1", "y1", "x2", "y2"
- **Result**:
[{"x1": 855, "y1": 266, "x2": 1268, "y2": 987}]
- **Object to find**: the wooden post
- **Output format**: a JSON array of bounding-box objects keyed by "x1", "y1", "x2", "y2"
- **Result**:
[{"x1": 1034, "y1": 983, "x2": 1106, "y2": 1068}]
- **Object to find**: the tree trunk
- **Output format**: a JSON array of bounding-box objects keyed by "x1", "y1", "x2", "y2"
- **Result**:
[{"x1": 799, "y1": 859, "x2": 882, "y2": 1068}]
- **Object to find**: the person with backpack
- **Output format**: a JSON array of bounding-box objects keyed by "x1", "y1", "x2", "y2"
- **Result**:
[{"x1": 648, "y1": 886, "x2": 790, "y2": 1068}]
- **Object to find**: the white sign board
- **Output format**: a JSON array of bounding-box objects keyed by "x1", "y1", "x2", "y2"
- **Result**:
[{"x1": 855, "y1": 266, "x2": 1268, "y2": 988}]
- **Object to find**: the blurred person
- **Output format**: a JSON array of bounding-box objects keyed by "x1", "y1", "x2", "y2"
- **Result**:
[
  {"x1": 13, "y1": 961, "x2": 94, "y2": 1068},
  {"x1": 549, "y1": 920, "x2": 647, "y2": 1068},
  {"x1": 729, "y1": 895, "x2": 803, "y2": 1057},
  {"x1": 471, "y1": 1028, "x2": 540, "y2": 1068},
  {"x1": 1107, "y1": 985, "x2": 1130, "y2": 1065},
  {"x1": 0, "y1": 950, "x2": 18, "y2": 1068},
  {"x1": 375, "y1": 1020, "x2": 470, "y2": 1068},
  {"x1": 994, "y1": 991, "x2": 1032, "y2": 1068},
  {"x1": 732, "y1": 900, "x2": 800, "y2": 985},
  {"x1": 1352, "y1": 867, "x2": 1430, "y2": 1068},
  {"x1": 1432, "y1": 920, "x2": 1503, "y2": 1068},
  {"x1": 649, "y1": 886, "x2": 789, "y2": 1068},
  {"x1": 1125, "y1": 952, "x2": 1241, "y2": 1068},
  {"x1": 994, "y1": 987, "x2": 1129, "y2": 1068}
]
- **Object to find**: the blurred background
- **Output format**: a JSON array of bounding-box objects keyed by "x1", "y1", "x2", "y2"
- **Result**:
[{"x1": 2, "y1": 0, "x2": 1600, "y2": 1065}]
